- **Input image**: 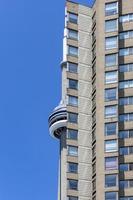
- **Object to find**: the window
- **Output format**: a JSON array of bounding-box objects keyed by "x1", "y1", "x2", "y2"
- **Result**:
[
  {"x1": 122, "y1": 80, "x2": 133, "y2": 89},
  {"x1": 120, "y1": 147, "x2": 128, "y2": 155},
  {"x1": 105, "y1": 54, "x2": 117, "y2": 67},
  {"x1": 105, "y1": 19, "x2": 117, "y2": 32},
  {"x1": 105, "y1": 192, "x2": 117, "y2": 200},
  {"x1": 68, "y1": 96, "x2": 78, "y2": 106},
  {"x1": 68, "y1": 113, "x2": 78, "y2": 123},
  {"x1": 105, "y1": 174, "x2": 117, "y2": 187},
  {"x1": 120, "y1": 164, "x2": 129, "y2": 171},
  {"x1": 105, "y1": 157, "x2": 118, "y2": 170},
  {"x1": 119, "y1": 130, "x2": 133, "y2": 139},
  {"x1": 105, "y1": 140, "x2": 117, "y2": 152},
  {"x1": 69, "y1": 79, "x2": 78, "y2": 90},
  {"x1": 105, "y1": 88, "x2": 117, "y2": 101},
  {"x1": 120, "y1": 14, "x2": 133, "y2": 23},
  {"x1": 105, "y1": 105, "x2": 117, "y2": 118},
  {"x1": 105, "y1": 71, "x2": 117, "y2": 84},
  {"x1": 105, "y1": 2, "x2": 118, "y2": 16},
  {"x1": 119, "y1": 113, "x2": 133, "y2": 122},
  {"x1": 67, "y1": 196, "x2": 78, "y2": 200},
  {"x1": 120, "y1": 147, "x2": 133, "y2": 155},
  {"x1": 119, "y1": 63, "x2": 133, "y2": 72},
  {"x1": 68, "y1": 29, "x2": 78, "y2": 40},
  {"x1": 68, "y1": 179, "x2": 78, "y2": 190},
  {"x1": 105, "y1": 36, "x2": 117, "y2": 50},
  {"x1": 120, "y1": 180, "x2": 128, "y2": 189},
  {"x1": 120, "y1": 197, "x2": 133, "y2": 200},
  {"x1": 68, "y1": 162, "x2": 78, "y2": 173},
  {"x1": 119, "y1": 30, "x2": 133, "y2": 40},
  {"x1": 120, "y1": 180, "x2": 133, "y2": 189},
  {"x1": 68, "y1": 46, "x2": 78, "y2": 56},
  {"x1": 119, "y1": 80, "x2": 133, "y2": 89},
  {"x1": 67, "y1": 129, "x2": 78, "y2": 140},
  {"x1": 105, "y1": 122, "x2": 117, "y2": 136},
  {"x1": 68, "y1": 146, "x2": 78, "y2": 156},
  {"x1": 120, "y1": 163, "x2": 133, "y2": 171},
  {"x1": 119, "y1": 47, "x2": 133, "y2": 56},
  {"x1": 68, "y1": 13, "x2": 78, "y2": 24},
  {"x1": 68, "y1": 62, "x2": 78, "y2": 73},
  {"x1": 119, "y1": 97, "x2": 133, "y2": 105}
]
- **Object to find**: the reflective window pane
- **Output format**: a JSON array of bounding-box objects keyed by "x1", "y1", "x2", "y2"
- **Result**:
[
  {"x1": 105, "y1": 140, "x2": 117, "y2": 152},
  {"x1": 105, "y1": 54, "x2": 117, "y2": 67},
  {"x1": 68, "y1": 62, "x2": 78, "y2": 73},
  {"x1": 105, "y1": 71, "x2": 117, "y2": 84},
  {"x1": 105, "y1": 2, "x2": 118, "y2": 16},
  {"x1": 68, "y1": 179, "x2": 78, "y2": 190},
  {"x1": 69, "y1": 79, "x2": 78, "y2": 90},
  {"x1": 68, "y1": 162, "x2": 78, "y2": 173},
  {"x1": 105, "y1": 122, "x2": 117, "y2": 136},
  {"x1": 69, "y1": 13, "x2": 78, "y2": 24},
  {"x1": 105, "y1": 192, "x2": 117, "y2": 200},
  {"x1": 105, "y1": 19, "x2": 117, "y2": 32},
  {"x1": 105, "y1": 174, "x2": 117, "y2": 187},
  {"x1": 68, "y1": 113, "x2": 78, "y2": 123},
  {"x1": 105, "y1": 157, "x2": 118, "y2": 170},
  {"x1": 105, "y1": 88, "x2": 117, "y2": 101},
  {"x1": 105, "y1": 36, "x2": 117, "y2": 50},
  {"x1": 105, "y1": 106, "x2": 117, "y2": 118},
  {"x1": 67, "y1": 129, "x2": 78, "y2": 140},
  {"x1": 68, "y1": 96, "x2": 78, "y2": 106},
  {"x1": 68, "y1": 29, "x2": 78, "y2": 40},
  {"x1": 68, "y1": 46, "x2": 78, "y2": 56},
  {"x1": 68, "y1": 146, "x2": 78, "y2": 156}
]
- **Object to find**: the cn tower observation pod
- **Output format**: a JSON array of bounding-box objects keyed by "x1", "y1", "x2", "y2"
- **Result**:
[{"x1": 48, "y1": 102, "x2": 67, "y2": 139}]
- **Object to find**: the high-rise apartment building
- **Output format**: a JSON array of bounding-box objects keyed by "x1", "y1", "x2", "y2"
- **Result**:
[{"x1": 48, "y1": 0, "x2": 133, "y2": 200}]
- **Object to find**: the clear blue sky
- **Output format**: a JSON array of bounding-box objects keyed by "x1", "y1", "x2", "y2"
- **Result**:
[{"x1": 0, "y1": 0, "x2": 93, "y2": 199}]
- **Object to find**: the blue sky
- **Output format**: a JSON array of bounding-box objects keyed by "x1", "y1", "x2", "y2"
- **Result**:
[{"x1": 0, "y1": 0, "x2": 93, "y2": 199}]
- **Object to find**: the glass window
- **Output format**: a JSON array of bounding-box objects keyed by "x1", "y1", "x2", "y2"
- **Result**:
[
  {"x1": 105, "y1": 105, "x2": 117, "y2": 118},
  {"x1": 119, "y1": 130, "x2": 129, "y2": 139},
  {"x1": 105, "y1": 192, "x2": 117, "y2": 200},
  {"x1": 105, "y1": 19, "x2": 117, "y2": 32},
  {"x1": 120, "y1": 164, "x2": 128, "y2": 171},
  {"x1": 105, "y1": 88, "x2": 117, "y2": 101},
  {"x1": 119, "y1": 97, "x2": 133, "y2": 105},
  {"x1": 120, "y1": 180, "x2": 128, "y2": 189},
  {"x1": 68, "y1": 29, "x2": 78, "y2": 40},
  {"x1": 68, "y1": 62, "x2": 78, "y2": 73},
  {"x1": 105, "y1": 54, "x2": 117, "y2": 67},
  {"x1": 105, "y1": 71, "x2": 117, "y2": 84},
  {"x1": 68, "y1": 113, "x2": 78, "y2": 123},
  {"x1": 119, "y1": 47, "x2": 133, "y2": 56},
  {"x1": 120, "y1": 197, "x2": 133, "y2": 200},
  {"x1": 68, "y1": 179, "x2": 78, "y2": 190},
  {"x1": 105, "y1": 2, "x2": 118, "y2": 16},
  {"x1": 68, "y1": 146, "x2": 78, "y2": 156},
  {"x1": 69, "y1": 13, "x2": 78, "y2": 24},
  {"x1": 69, "y1": 79, "x2": 78, "y2": 90},
  {"x1": 67, "y1": 196, "x2": 78, "y2": 200},
  {"x1": 120, "y1": 147, "x2": 128, "y2": 155},
  {"x1": 68, "y1": 162, "x2": 78, "y2": 173},
  {"x1": 105, "y1": 174, "x2": 117, "y2": 187},
  {"x1": 67, "y1": 129, "x2": 78, "y2": 140},
  {"x1": 119, "y1": 63, "x2": 133, "y2": 72},
  {"x1": 105, "y1": 122, "x2": 117, "y2": 136},
  {"x1": 119, "y1": 30, "x2": 133, "y2": 40},
  {"x1": 105, "y1": 36, "x2": 117, "y2": 50},
  {"x1": 119, "y1": 80, "x2": 133, "y2": 89},
  {"x1": 68, "y1": 46, "x2": 78, "y2": 57},
  {"x1": 119, "y1": 113, "x2": 133, "y2": 122},
  {"x1": 129, "y1": 163, "x2": 133, "y2": 170},
  {"x1": 120, "y1": 13, "x2": 133, "y2": 23},
  {"x1": 129, "y1": 147, "x2": 133, "y2": 154},
  {"x1": 105, "y1": 157, "x2": 118, "y2": 170},
  {"x1": 68, "y1": 96, "x2": 78, "y2": 106},
  {"x1": 105, "y1": 140, "x2": 117, "y2": 152}
]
